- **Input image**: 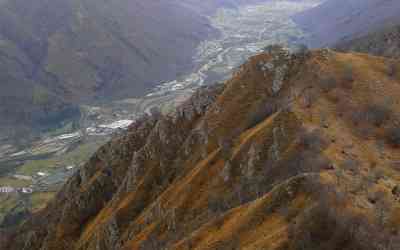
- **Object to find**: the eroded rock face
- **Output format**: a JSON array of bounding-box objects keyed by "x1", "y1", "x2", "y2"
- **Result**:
[
  {"x1": 172, "y1": 84, "x2": 224, "y2": 122},
  {"x1": 3, "y1": 84, "x2": 223, "y2": 250},
  {"x1": 258, "y1": 47, "x2": 292, "y2": 95},
  {"x1": 6, "y1": 50, "x2": 400, "y2": 250},
  {"x1": 272, "y1": 65, "x2": 288, "y2": 94},
  {"x1": 10, "y1": 51, "x2": 299, "y2": 250}
]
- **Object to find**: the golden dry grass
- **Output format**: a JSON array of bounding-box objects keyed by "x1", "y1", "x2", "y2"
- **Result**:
[{"x1": 12, "y1": 50, "x2": 400, "y2": 250}]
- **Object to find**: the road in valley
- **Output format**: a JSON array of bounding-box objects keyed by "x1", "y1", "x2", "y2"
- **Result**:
[{"x1": 0, "y1": 0, "x2": 321, "y2": 227}]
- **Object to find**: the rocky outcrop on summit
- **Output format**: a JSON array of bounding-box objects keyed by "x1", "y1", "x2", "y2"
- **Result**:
[{"x1": 5, "y1": 49, "x2": 400, "y2": 250}]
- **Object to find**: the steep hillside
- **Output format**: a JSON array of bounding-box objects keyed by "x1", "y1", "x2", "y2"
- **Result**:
[
  {"x1": 3, "y1": 48, "x2": 400, "y2": 250},
  {"x1": 335, "y1": 25, "x2": 400, "y2": 59},
  {"x1": 294, "y1": 0, "x2": 400, "y2": 47},
  {"x1": 0, "y1": 0, "x2": 218, "y2": 139}
]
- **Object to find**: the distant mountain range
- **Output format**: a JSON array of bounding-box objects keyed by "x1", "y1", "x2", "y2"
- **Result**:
[
  {"x1": 335, "y1": 24, "x2": 400, "y2": 59},
  {"x1": 0, "y1": 0, "x2": 231, "y2": 140},
  {"x1": 293, "y1": 0, "x2": 400, "y2": 47},
  {"x1": 3, "y1": 1, "x2": 400, "y2": 249}
]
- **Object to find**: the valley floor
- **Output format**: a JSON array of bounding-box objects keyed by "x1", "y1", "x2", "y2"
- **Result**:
[{"x1": 0, "y1": 0, "x2": 319, "y2": 228}]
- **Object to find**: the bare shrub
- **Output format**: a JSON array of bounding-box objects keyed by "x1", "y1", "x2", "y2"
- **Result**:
[
  {"x1": 387, "y1": 61, "x2": 398, "y2": 78},
  {"x1": 352, "y1": 174, "x2": 374, "y2": 195},
  {"x1": 385, "y1": 127, "x2": 400, "y2": 148},
  {"x1": 371, "y1": 191, "x2": 393, "y2": 228},
  {"x1": 350, "y1": 104, "x2": 392, "y2": 128},
  {"x1": 139, "y1": 233, "x2": 164, "y2": 250},
  {"x1": 341, "y1": 159, "x2": 359, "y2": 175},
  {"x1": 294, "y1": 44, "x2": 311, "y2": 60},
  {"x1": 287, "y1": 187, "x2": 398, "y2": 250},
  {"x1": 149, "y1": 106, "x2": 162, "y2": 118},
  {"x1": 233, "y1": 177, "x2": 257, "y2": 205},
  {"x1": 207, "y1": 192, "x2": 229, "y2": 215},
  {"x1": 334, "y1": 167, "x2": 347, "y2": 190},
  {"x1": 263, "y1": 44, "x2": 285, "y2": 54},
  {"x1": 343, "y1": 64, "x2": 355, "y2": 88},
  {"x1": 218, "y1": 137, "x2": 234, "y2": 161},
  {"x1": 320, "y1": 76, "x2": 338, "y2": 92},
  {"x1": 298, "y1": 129, "x2": 328, "y2": 152},
  {"x1": 369, "y1": 167, "x2": 385, "y2": 183},
  {"x1": 269, "y1": 129, "x2": 331, "y2": 176},
  {"x1": 301, "y1": 89, "x2": 318, "y2": 109},
  {"x1": 365, "y1": 105, "x2": 392, "y2": 127},
  {"x1": 246, "y1": 102, "x2": 277, "y2": 129},
  {"x1": 287, "y1": 194, "x2": 365, "y2": 250}
]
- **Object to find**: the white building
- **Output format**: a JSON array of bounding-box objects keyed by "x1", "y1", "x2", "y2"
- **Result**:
[
  {"x1": 0, "y1": 186, "x2": 15, "y2": 193},
  {"x1": 20, "y1": 187, "x2": 34, "y2": 194},
  {"x1": 37, "y1": 172, "x2": 49, "y2": 177}
]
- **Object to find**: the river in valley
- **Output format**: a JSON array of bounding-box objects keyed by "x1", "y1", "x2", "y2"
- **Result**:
[{"x1": 0, "y1": 0, "x2": 321, "y2": 227}]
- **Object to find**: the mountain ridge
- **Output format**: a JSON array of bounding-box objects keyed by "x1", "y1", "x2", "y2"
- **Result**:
[{"x1": 4, "y1": 48, "x2": 400, "y2": 249}]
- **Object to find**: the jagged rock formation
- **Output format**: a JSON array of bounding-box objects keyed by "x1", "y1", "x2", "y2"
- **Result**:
[{"x1": 4, "y1": 49, "x2": 400, "y2": 250}]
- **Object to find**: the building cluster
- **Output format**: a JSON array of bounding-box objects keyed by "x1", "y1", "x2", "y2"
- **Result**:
[{"x1": 0, "y1": 186, "x2": 33, "y2": 194}]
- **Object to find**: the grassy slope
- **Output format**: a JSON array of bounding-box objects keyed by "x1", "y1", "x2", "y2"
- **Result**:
[
  {"x1": 88, "y1": 51, "x2": 400, "y2": 249},
  {"x1": 5, "y1": 50, "x2": 400, "y2": 250}
]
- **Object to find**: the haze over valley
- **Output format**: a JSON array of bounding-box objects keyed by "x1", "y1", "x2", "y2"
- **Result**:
[
  {"x1": 2, "y1": 1, "x2": 400, "y2": 249},
  {"x1": 0, "y1": 0, "x2": 320, "y2": 228}
]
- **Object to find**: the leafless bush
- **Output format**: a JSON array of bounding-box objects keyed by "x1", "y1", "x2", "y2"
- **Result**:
[
  {"x1": 235, "y1": 175, "x2": 268, "y2": 205},
  {"x1": 320, "y1": 76, "x2": 338, "y2": 92},
  {"x1": 294, "y1": 44, "x2": 311, "y2": 60},
  {"x1": 139, "y1": 233, "x2": 164, "y2": 250},
  {"x1": 149, "y1": 106, "x2": 162, "y2": 118},
  {"x1": 218, "y1": 137, "x2": 234, "y2": 161},
  {"x1": 365, "y1": 105, "x2": 392, "y2": 127},
  {"x1": 369, "y1": 167, "x2": 385, "y2": 183},
  {"x1": 301, "y1": 89, "x2": 318, "y2": 109},
  {"x1": 354, "y1": 176, "x2": 372, "y2": 195},
  {"x1": 341, "y1": 159, "x2": 359, "y2": 175},
  {"x1": 385, "y1": 127, "x2": 400, "y2": 148},
  {"x1": 267, "y1": 129, "x2": 331, "y2": 178},
  {"x1": 246, "y1": 102, "x2": 277, "y2": 129},
  {"x1": 371, "y1": 190, "x2": 393, "y2": 228},
  {"x1": 334, "y1": 167, "x2": 348, "y2": 190},
  {"x1": 298, "y1": 129, "x2": 328, "y2": 152},
  {"x1": 287, "y1": 196, "x2": 364, "y2": 250},
  {"x1": 387, "y1": 61, "x2": 398, "y2": 78},
  {"x1": 263, "y1": 44, "x2": 285, "y2": 54},
  {"x1": 351, "y1": 105, "x2": 392, "y2": 128},
  {"x1": 207, "y1": 191, "x2": 231, "y2": 216},
  {"x1": 287, "y1": 187, "x2": 398, "y2": 250},
  {"x1": 341, "y1": 64, "x2": 355, "y2": 89}
]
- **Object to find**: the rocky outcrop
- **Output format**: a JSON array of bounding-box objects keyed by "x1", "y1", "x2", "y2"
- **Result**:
[{"x1": 5, "y1": 50, "x2": 400, "y2": 250}]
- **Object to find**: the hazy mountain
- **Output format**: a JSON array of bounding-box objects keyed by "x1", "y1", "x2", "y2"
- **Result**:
[
  {"x1": 4, "y1": 48, "x2": 400, "y2": 250},
  {"x1": 293, "y1": 0, "x2": 400, "y2": 47},
  {"x1": 0, "y1": 0, "x2": 220, "y2": 140},
  {"x1": 335, "y1": 24, "x2": 400, "y2": 59}
]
